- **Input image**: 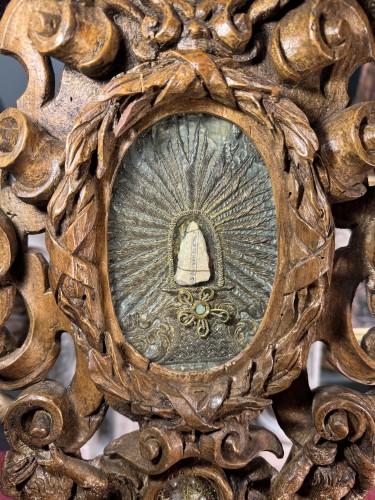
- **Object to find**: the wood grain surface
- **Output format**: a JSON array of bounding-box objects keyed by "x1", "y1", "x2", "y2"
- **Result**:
[{"x1": 0, "y1": 0, "x2": 375, "y2": 498}]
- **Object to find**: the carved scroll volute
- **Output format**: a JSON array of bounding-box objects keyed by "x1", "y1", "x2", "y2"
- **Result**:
[
  {"x1": 199, "y1": 421, "x2": 283, "y2": 469},
  {"x1": 0, "y1": 108, "x2": 64, "y2": 203},
  {"x1": 316, "y1": 189, "x2": 375, "y2": 385},
  {"x1": 29, "y1": 0, "x2": 120, "y2": 78},
  {"x1": 0, "y1": 208, "x2": 17, "y2": 370},
  {"x1": 3, "y1": 381, "x2": 67, "y2": 452},
  {"x1": 0, "y1": 252, "x2": 69, "y2": 389},
  {"x1": 269, "y1": 0, "x2": 352, "y2": 82},
  {"x1": 3, "y1": 377, "x2": 103, "y2": 455},
  {"x1": 105, "y1": 424, "x2": 185, "y2": 475},
  {"x1": 316, "y1": 102, "x2": 375, "y2": 203}
]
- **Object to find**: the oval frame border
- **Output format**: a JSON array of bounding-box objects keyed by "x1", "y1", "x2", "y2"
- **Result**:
[{"x1": 46, "y1": 51, "x2": 334, "y2": 428}]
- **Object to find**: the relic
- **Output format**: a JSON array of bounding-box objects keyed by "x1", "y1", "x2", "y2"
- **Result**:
[{"x1": 174, "y1": 221, "x2": 211, "y2": 287}]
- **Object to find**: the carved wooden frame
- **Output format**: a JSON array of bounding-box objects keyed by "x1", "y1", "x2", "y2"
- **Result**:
[
  {"x1": 46, "y1": 56, "x2": 333, "y2": 428},
  {"x1": 1, "y1": 0, "x2": 375, "y2": 498}
]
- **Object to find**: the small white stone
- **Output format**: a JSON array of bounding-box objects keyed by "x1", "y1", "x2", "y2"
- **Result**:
[{"x1": 175, "y1": 221, "x2": 211, "y2": 286}]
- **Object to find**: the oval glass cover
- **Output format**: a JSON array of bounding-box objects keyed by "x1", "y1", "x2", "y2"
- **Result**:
[{"x1": 108, "y1": 113, "x2": 277, "y2": 371}]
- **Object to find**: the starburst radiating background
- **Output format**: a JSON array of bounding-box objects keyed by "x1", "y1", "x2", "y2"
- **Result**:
[{"x1": 109, "y1": 113, "x2": 277, "y2": 370}]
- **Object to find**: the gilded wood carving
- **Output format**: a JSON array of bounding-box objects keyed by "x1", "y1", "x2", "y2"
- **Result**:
[{"x1": 0, "y1": 0, "x2": 375, "y2": 498}]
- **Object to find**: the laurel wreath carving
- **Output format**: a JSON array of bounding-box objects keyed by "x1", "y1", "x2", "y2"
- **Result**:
[{"x1": 47, "y1": 49, "x2": 334, "y2": 426}]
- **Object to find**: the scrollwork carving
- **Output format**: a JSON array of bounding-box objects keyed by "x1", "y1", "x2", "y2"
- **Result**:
[
  {"x1": 317, "y1": 102, "x2": 375, "y2": 203},
  {"x1": 4, "y1": 381, "x2": 68, "y2": 452},
  {"x1": 269, "y1": 0, "x2": 352, "y2": 83},
  {"x1": 29, "y1": 0, "x2": 120, "y2": 78},
  {"x1": 0, "y1": 108, "x2": 64, "y2": 203},
  {"x1": 0, "y1": 0, "x2": 375, "y2": 497},
  {"x1": 0, "y1": 252, "x2": 70, "y2": 390},
  {"x1": 199, "y1": 421, "x2": 283, "y2": 469},
  {"x1": 271, "y1": 386, "x2": 375, "y2": 499}
]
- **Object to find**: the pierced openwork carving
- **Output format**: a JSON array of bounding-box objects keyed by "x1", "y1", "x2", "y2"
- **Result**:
[{"x1": 0, "y1": 0, "x2": 375, "y2": 498}]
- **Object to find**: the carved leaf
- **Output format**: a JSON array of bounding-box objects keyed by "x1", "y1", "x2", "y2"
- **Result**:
[
  {"x1": 66, "y1": 102, "x2": 108, "y2": 176},
  {"x1": 235, "y1": 90, "x2": 273, "y2": 128},
  {"x1": 129, "y1": 367, "x2": 225, "y2": 430},
  {"x1": 99, "y1": 63, "x2": 173, "y2": 101},
  {"x1": 220, "y1": 396, "x2": 272, "y2": 419},
  {"x1": 266, "y1": 348, "x2": 303, "y2": 395},
  {"x1": 251, "y1": 346, "x2": 275, "y2": 395},
  {"x1": 97, "y1": 103, "x2": 118, "y2": 179},
  {"x1": 153, "y1": 62, "x2": 197, "y2": 105},
  {"x1": 264, "y1": 97, "x2": 319, "y2": 162},
  {"x1": 88, "y1": 349, "x2": 134, "y2": 403},
  {"x1": 223, "y1": 67, "x2": 279, "y2": 95},
  {"x1": 114, "y1": 92, "x2": 155, "y2": 138},
  {"x1": 170, "y1": 50, "x2": 236, "y2": 107},
  {"x1": 89, "y1": 335, "x2": 269, "y2": 429},
  {"x1": 98, "y1": 69, "x2": 150, "y2": 101}
]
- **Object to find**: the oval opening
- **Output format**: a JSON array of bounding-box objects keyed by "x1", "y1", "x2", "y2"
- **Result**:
[{"x1": 108, "y1": 113, "x2": 277, "y2": 371}]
